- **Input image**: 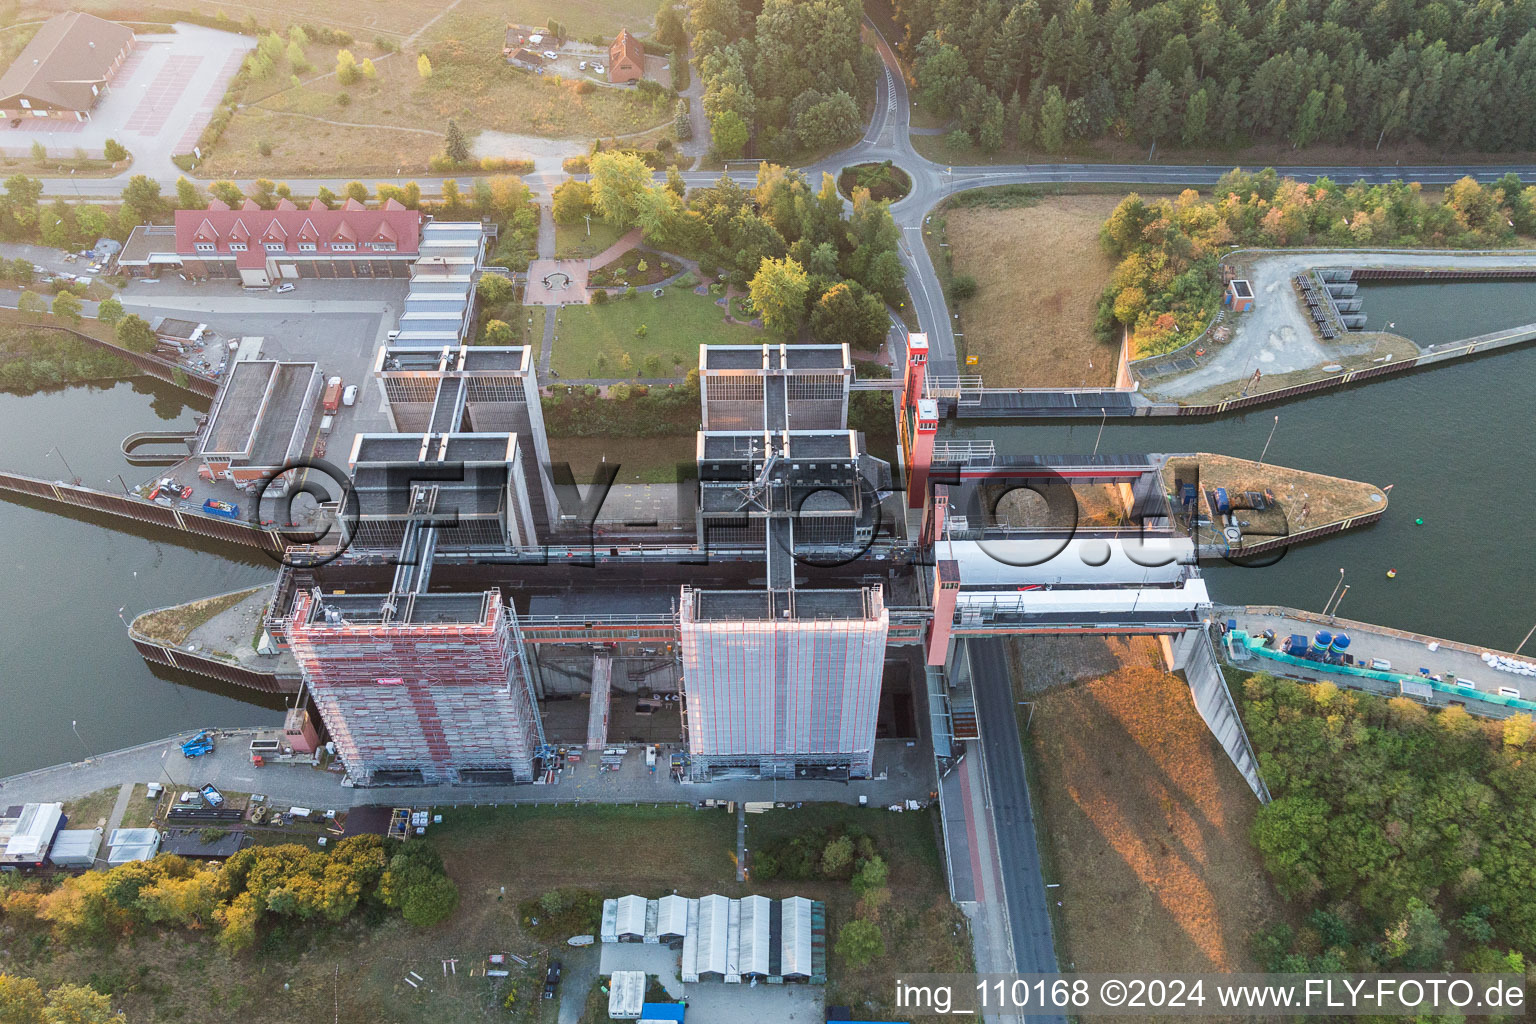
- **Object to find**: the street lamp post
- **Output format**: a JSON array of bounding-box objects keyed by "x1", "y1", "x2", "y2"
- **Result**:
[
  {"x1": 1323, "y1": 568, "x2": 1345, "y2": 616},
  {"x1": 1258, "y1": 415, "x2": 1279, "y2": 467},
  {"x1": 46, "y1": 445, "x2": 80, "y2": 485},
  {"x1": 71, "y1": 719, "x2": 93, "y2": 761}
]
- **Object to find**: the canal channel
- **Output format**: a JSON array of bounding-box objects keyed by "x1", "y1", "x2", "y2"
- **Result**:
[
  {"x1": 0, "y1": 378, "x2": 282, "y2": 778},
  {"x1": 2, "y1": 285, "x2": 1535, "y2": 775}
]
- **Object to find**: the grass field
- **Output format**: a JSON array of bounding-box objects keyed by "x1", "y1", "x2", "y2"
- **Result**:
[
  {"x1": 556, "y1": 218, "x2": 626, "y2": 259},
  {"x1": 550, "y1": 286, "x2": 759, "y2": 378},
  {"x1": 1015, "y1": 635, "x2": 1281, "y2": 1001},
  {"x1": 203, "y1": 35, "x2": 671, "y2": 176},
  {"x1": 131, "y1": 586, "x2": 263, "y2": 645},
  {"x1": 14, "y1": 0, "x2": 655, "y2": 46},
  {"x1": 60, "y1": 786, "x2": 118, "y2": 830},
  {"x1": 936, "y1": 193, "x2": 1123, "y2": 388}
]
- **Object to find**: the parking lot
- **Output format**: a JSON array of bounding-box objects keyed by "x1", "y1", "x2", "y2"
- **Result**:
[{"x1": 0, "y1": 24, "x2": 252, "y2": 175}]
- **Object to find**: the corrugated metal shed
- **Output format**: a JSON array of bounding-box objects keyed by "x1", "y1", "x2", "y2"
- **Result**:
[
  {"x1": 600, "y1": 897, "x2": 619, "y2": 943},
  {"x1": 694, "y1": 894, "x2": 730, "y2": 980},
  {"x1": 47, "y1": 828, "x2": 101, "y2": 867},
  {"x1": 608, "y1": 970, "x2": 646, "y2": 1019},
  {"x1": 107, "y1": 827, "x2": 160, "y2": 864},
  {"x1": 780, "y1": 896, "x2": 813, "y2": 979},
  {"x1": 656, "y1": 894, "x2": 689, "y2": 940},
  {"x1": 2, "y1": 802, "x2": 63, "y2": 861},
  {"x1": 615, "y1": 894, "x2": 647, "y2": 941},
  {"x1": 738, "y1": 894, "x2": 772, "y2": 978}
]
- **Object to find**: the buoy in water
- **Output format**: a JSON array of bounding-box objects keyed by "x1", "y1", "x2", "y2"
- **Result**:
[
  {"x1": 1386, "y1": 569, "x2": 1398, "y2": 578},
  {"x1": 1415, "y1": 518, "x2": 1424, "y2": 525}
]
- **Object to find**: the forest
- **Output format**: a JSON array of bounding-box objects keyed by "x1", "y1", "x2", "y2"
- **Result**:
[
  {"x1": 1098, "y1": 168, "x2": 1536, "y2": 357},
  {"x1": 893, "y1": 0, "x2": 1536, "y2": 154},
  {"x1": 1240, "y1": 672, "x2": 1534, "y2": 977},
  {"x1": 689, "y1": 0, "x2": 881, "y2": 160}
]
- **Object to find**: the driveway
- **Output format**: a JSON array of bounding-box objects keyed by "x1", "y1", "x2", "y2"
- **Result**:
[{"x1": 0, "y1": 24, "x2": 252, "y2": 177}]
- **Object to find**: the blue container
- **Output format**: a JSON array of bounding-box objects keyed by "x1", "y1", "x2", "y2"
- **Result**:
[
  {"x1": 1311, "y1": 630, "x2": 1333, "y2": 659},
  {"x1": 1329, "y1": 633, "x2": 1351, "y2": 653}
]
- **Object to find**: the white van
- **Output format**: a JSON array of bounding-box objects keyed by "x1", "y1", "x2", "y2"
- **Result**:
[{"x1": 1497, "y1": 686, "x2": 1520, "y2": 699}]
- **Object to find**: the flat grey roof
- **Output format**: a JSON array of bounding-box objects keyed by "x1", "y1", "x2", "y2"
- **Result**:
[
  {"x1": 247, "y1": 363, "x2": 316, "y2": 468},
  {"x1": 694, "y1": 588, "x2": 871, "y2": 621},
  {"x1": 308, "y1": 591, "x2": 490, "y2": 625},
  {"x1": 203, "y1": 360, "x2": 277, "y2": 457}
]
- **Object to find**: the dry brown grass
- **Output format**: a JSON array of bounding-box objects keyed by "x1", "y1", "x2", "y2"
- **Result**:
[
  {"x1": 1163, "y1": 453, "x2": 1388, "y2": 540},
  {"x1": 1017, "y1": 636, "x2": 1281, "y2": 1010},
  {"x1": 60, "y1": 786, "x2": 119, "y2": 829},
  {"x1": 945, "y1": 195, "x2": 1123, "y2": 387},
  {"x1": 131, "y1": 587, "x2": 263, "y2": 646}
]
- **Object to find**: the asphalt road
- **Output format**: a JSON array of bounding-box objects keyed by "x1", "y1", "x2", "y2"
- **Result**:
[{"x1": 967, "y1": 637, "x2": 1064, "y2": 995}]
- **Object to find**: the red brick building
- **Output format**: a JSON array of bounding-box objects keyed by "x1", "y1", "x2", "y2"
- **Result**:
[{"x1": 609, "y1": 28, "x2": 644, "y2": 84}]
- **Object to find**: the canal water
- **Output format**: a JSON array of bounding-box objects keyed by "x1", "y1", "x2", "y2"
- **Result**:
[
  {"x1": 1354, "y1": 280, "x2": 1536, "y2": 345},
  {"x1": 945, "y1": 338, "x2": 1536, "y2": 657},
  {"x1": 0, "y1": 378, "x2": 281, "y2": 778}
]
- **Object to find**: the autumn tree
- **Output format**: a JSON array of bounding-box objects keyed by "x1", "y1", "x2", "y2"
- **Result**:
[{"x1": 748, "y1": 256, "x2": 809, "y2": 334}]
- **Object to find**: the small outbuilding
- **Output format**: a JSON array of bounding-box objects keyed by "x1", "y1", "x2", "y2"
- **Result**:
[
  {"x1": 608, "y1": 29, "x2": 644, "y2": 84},
  {"x1": 47, "y1": 828, "x2": 102, "y2": 868},
  {"x1": 607, "y1": 970, "x2": 646, "y2": 1020},
  {"x1": 656, "y1": 893, "x2": 689, "y2": 941},
  {"x1": 614, "y1": 893, "x2": 648, "y2": 942},
  {"x1": 106, "y1": 827, "x2": 160, "y2": 865},
  {"x1": 1228, "y1": 278, "x2": 1254, "y2": 312},
  {"x1": 0, "y1": 803, "x2": 65, "y2": 868},
  {"x1": 0, "y1": 12, "x2": 134, "y2": 121}
]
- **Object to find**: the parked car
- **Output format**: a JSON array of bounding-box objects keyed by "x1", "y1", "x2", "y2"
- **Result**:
[
  {"x1": 578, "y1": 60, "x2": 587, "y2": 70},
  {"x1": 276, "y1": 282, "x2": 295, "y2": 293},
  {"x1": 591, "y1": 62, "x2": 605, "y2": 74},
  {"x1": 543, "y1": 50, "x2": 558, "y2": 60},
  {"x1": 322, "y1": 376, "x2": 343, "y2": 412},
  {"x1": 542, "y1": 961, "x2": 562, "y2": 999},
  {"x1": 341, "y1": 384, "x2": 358, "y2": 407}
]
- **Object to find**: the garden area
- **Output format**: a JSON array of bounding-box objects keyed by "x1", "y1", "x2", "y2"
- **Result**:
[
  {"x1": 555, "y1": 218, "x2": 626, "y2": 259},
  {"x1": 837, "y1": 161, "x2": 911, "y2": 202},
  {"x1": 549, "y1": 285, "x2": 758, "y2": 379}
]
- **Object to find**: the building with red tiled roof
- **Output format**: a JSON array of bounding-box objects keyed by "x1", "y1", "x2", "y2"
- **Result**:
[
  {"x1": 139, "y1": 197, "x2": 425, "y2": 286},
  {"x1": 609, "y1": 29, "x2": 643, "y2": 84}
]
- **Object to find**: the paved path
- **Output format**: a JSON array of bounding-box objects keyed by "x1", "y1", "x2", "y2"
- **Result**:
[
  {"x1": 677, "y1": 43, "x2": 709, "y2": 169},
  {"x1": 102, "y1": 781, "x2": 134, "y2": 836},
  {"x1": 0, "y1": 728, "x2": 933, "y2": 812},
  {"x1": 587, "y1": 228, "x2": 645, "y2": 271}
]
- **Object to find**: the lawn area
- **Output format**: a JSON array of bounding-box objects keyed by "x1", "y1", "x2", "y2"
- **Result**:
[
  {"x1": 118, "y1": 783, "x2": 159, "y2": 829},
  {"x1": 933, "y1": 192, "x2": 1123, "y2": 388},
  {"x1": 1014, "y1": 635, "x2": 1282, "y2": 1001},
  {"x1": 60, "y1": 786, "x2": 118, "y2": 830},
  {"x1": 556, "y1": 218, "x2": 626, "y2": 259},
  {"x1": 551, "y1": 286, "x2": 759, "y2": 378}
]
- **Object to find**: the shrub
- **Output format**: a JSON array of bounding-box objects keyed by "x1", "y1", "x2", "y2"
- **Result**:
[
  {"x1": 336, "y1": 92, "x2": 352, "y2": 107},
  {"x1": 103, "y1": 138, "x2": 128, "y2": 162},
  {"x1": 949, "y1": 273, "x2": 978, "y2": 300},
  {"x1": 675, "y1": 271, "x2": 698, "y2": 288},
  {"x1": 591, "y1": 288, "x2": 609, "y2": 305},
  {"x1": 257, "y1": 140, "x2": 273, "y2": 156},
  {"x1": 379, "y1": 841, "x2": 459, "y2": 927}
]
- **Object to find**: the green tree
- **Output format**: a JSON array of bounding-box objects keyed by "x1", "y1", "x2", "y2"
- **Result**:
[
  {"x1": 834, "y1": 918, "x2": 884, "y2": 967},
  {"x1": 43, "y1": 981, "x2": 122, "y2": 1023},
  {"x1": 74, "y1": 204, "x2": 109, "y2": 242},
  {"x1": 748, "y1": 256, "x2": 809, "y2": 334},
  {"x1": 1039, "y1": 86, "x2": 1067, "y2": 153},
  {"x1": 380, "y1": 842, "x2": 459, "y2": 926},
  {"x1": 51, "y1": 291, "x2": 82, "y2": 323},
  {"x1": 417, "y1": 54, "x2": 432, "y2": 79},
  {"x1": 17, "y1": 291, "x2": 47, "y2": 315},
  {"x1": 335, "y1": 49, "x2": 359, "y2": 85},
  {"x1": 102, "y1": 138, "x2": 128, "y2": 162},
  {"x1": 711, "y1": 110, "x2": 748, "y2": 159},
  {"x1": 590, "y1": 151, "x2": 655, "y2": 227},
  {"x1": 552, "y1": 179, "x2": 593, "y2": 224},
  {"x1": 810, "y1": 280, "x2": 886, "y2": 350},
  {"x1": 0, "y1": 973, "x2": 46, "y2": 1022},
  {"x1": 343, "y1": 181, "x2": 370, "y2": 204},
  {"x1": 1132, "y1": 70, "x2": 1174, "y2": 154},
  {"x1": 95, "y1": 297, "x2": 125, "y2": 325},
  {"x1": 0, "y1": 174, "x2": 43, "y2": 227},
  {"x1": 286, "y1": 40, "x2": 312, "y2": 73},
  {"x1": 174, "y1": 176, "x2": 203, "y2": 210},
  {"x1": 119, "y1": 174, "x2": 165, "y2": 223},
  {"x1": 444, "y1": 120, "x2": 469, "y2": 165},
  {"x1": 209, "y1": 180, "x2": 244, "y2": 207},
  {"x1": 477, "y1": 273, "x2": 514, "y2": 307},
  {"x1": 360, "y1": 58, "x2": 377, "y2": 79},
  {"x1": 115, "y1": 314, "x2": 157, "y2": 353},
  {"x1": 674, "y1": 99, "x2": 693, "y2": 141},
  {"x1": 249, "y1": 179, "x2": 278, "y2": 209},
  {"x1": 851, "y1": 855, "x2": 889, "y2": 897},
  {"x1": 821, "y1": 835, "x2": 854, "y2": 877},
  {"x1": 1182, "y1": 88, "x2": 1210, "y2": 146},
  {"x1": 481, "y1": 319, "x2": 513, "y2": 345}
]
